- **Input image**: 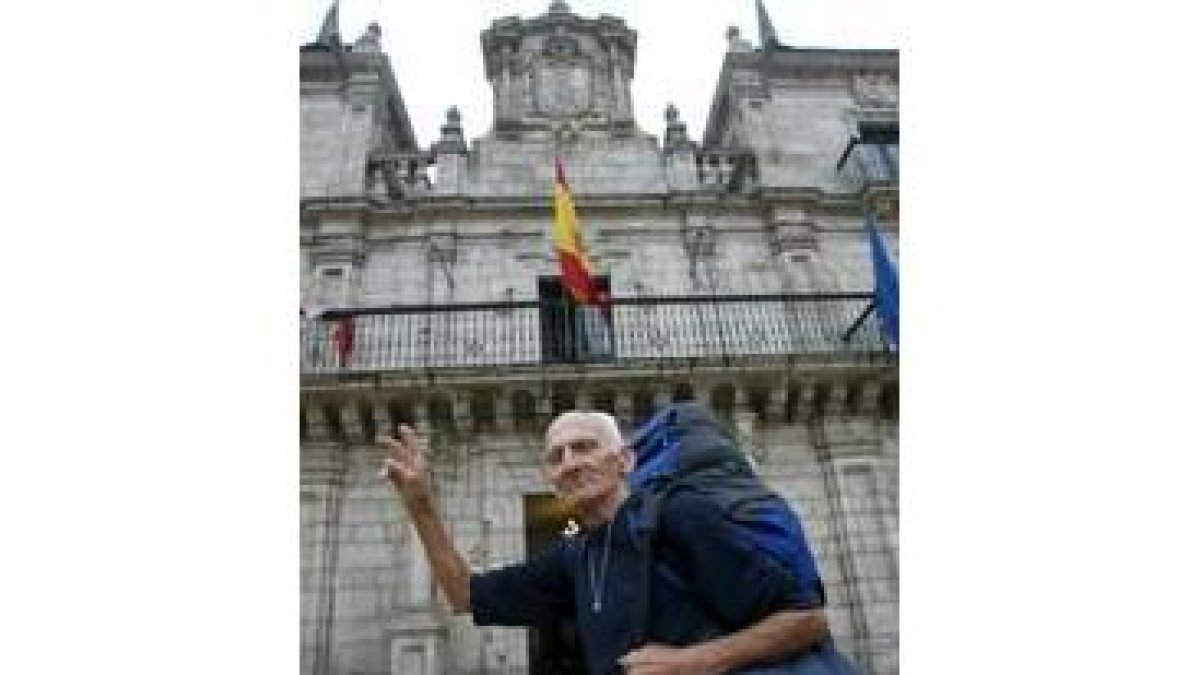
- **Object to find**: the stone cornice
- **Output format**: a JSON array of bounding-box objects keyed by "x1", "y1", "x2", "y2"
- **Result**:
[
  {"x1": 300, "y1": 185, "x2": 877, "y2": 223},
  {"x1": 299, "y1": 366, "x2": 898, "y2": 443},
  {"x1": 300, "y1": 356, "x2": 895, "y2": 393}
]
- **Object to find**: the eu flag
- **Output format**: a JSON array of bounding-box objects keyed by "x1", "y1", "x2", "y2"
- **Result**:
[{"x1": 866, "y1": 211, "x2": 899, "y2": 349}]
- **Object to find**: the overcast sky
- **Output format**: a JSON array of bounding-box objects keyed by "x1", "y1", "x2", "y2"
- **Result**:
[{"x1": 299, "y1": 0, "x2": 897, "y2": 147}]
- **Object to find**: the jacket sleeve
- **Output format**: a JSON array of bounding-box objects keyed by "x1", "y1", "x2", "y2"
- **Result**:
[{"x1": 470, "y1": 540, "x2": 575, "y2": 627}]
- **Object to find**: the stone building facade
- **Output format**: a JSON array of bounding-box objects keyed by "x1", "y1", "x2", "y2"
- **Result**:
[{"x1": 300, "y1": 2, "x2": 898, "y2": 674}]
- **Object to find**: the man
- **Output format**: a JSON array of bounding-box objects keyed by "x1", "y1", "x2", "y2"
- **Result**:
[{"x1": 379, "y1": 411, "x2": 830, "y2": 675}]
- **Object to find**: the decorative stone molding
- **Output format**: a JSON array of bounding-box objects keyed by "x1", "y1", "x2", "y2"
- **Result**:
[
  {"x1": 433, "y1": 106, "x2": 467, "y2": 154},
  {"x1": 426, "y1": 233, "x2": 458, "y2": 264},
  {"x1": 452, "y1": 393, "x2": 472, "y2": 434},
  {"x1": 726, "y1": 26, "x2": 753, "y2": 53},
  {"x1": 479, "y1": 1, "x2": 638, "y2": 136},
  {"x1": 796, "y1": 382, "x2": 819, "y2": 422},
  {"x1": 766, "y1": 383, "x2": 789, "y2": 424},
  {"x1": 535, "y1": 394, "x2": 553, "y2": 426},
  {"x1": 412, "y1": 399, "x2": 431, "y2": 436},
  {"x1": 824, "y1": 382, "x2": 850, "y2": 418},
  {"x1": 682, "y1": 223, "x2": 717, "y2": 258},
  {"x1": 662, "y1": 103, "x2": 694, "y2": 151},
  {"x1": 767, "y1": 206, "x2": 819, "y2": 257},
  {"x1": 852, "y1": 73, "x2": 898, "y2": 109},
  {"x1": 386, "y1": 611, "x2": 448, "y2": 675},
  {"x1": 352, "y1": 22, "x2": 383, "y2": 53},
  {"x1": 614, "y1": 391, "x2": 634, "y2": 427},
  {"x1": 304, "y1": 402, "x2": 331, "y2": 442},
  {"x1": 857, "y1": 380, "x2": 884, "y2": 416},
  {"x1": 371, "y1": 399, "x2": 393, "y2": 439},
  {"x1": 495, "y1": 393, "x2": 515, "y2": 433},
  {"x1": 339, "y1": 401, "x2": 366, "y2": 443}
]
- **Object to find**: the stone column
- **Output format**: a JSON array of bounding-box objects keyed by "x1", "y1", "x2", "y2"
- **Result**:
[
  {"x1": 339, "y1": 400, "x2": 366, "y2": 444},
  {"x1": 766, "y1": 381, "x2": 789, "y2": 424},
  {"x1": 857, "y1": 380, "x2": 883, "y2": 417},
  {"x1": 371, "y1": 399, "x2": 393, "y2": 440},
  {"x1": 299, "y1": 444, "x2": 345, "y2": 675},
  {"x1": 412, "y1": 399, "x2": 431, "y2": 437},
  {"x1": 304, "y1": 402, "x2": 331, "y2": 442},
  {"x1": 614, "y1": 391, "x2": 635, "y2": 428},
  {"x1": 796, "y1": 381, "x2": 818, "y2": 423},
  {"x1": 452, "y1": 392, "x2": 472, "y2": 435},
  {"x1": 433, "y1": 107, "x2": 467, "y2": 196},
  {"x1": 495, "y1": 390, "x2": 515, "y2": 433},
  {"x1": 535, "y1": 393, "x2": 553, "y2": 428}
]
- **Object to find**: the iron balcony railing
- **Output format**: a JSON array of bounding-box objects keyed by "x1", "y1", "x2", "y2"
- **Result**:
[
  {"x1": 836, "y1": 140, "x2": 898, "y2": 190},
  {"x1": 300, "y1": 293, "x2": 890, "y2": 374}
]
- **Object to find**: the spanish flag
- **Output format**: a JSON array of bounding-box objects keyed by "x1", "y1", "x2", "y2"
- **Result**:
[{"x1": 552, "y1": 157, "x2": 609, "y2": 306}]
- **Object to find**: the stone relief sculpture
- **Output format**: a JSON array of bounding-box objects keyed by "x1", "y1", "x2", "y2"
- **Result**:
[{"x1": 853, "y1": 73, "x2": 898, "y2": 107}]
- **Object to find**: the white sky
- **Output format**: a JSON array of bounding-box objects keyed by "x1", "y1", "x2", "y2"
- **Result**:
[{"x1": 299, "y1": 0, "x2": 898, "y2": 146}]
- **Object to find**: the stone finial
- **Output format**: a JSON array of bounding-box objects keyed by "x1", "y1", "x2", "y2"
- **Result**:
[
  {"x1": 663, "y1": 102, "x2": 691, "y2": 150},
  {"x1": 549, "y1": 1, "x2": 571, "y2": 14},
  {"x1": 353, "y1": 22, "x2": 383, "y2": 53},
  {"x1": 436, "y1": 106, "x2": 466, "y2": 153},
  {"x1": 726, "y1": 25, "x2": 753, "y2": 52}
]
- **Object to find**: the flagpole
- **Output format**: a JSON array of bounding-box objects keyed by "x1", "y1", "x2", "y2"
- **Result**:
[{"x1": 841, "y1": 301, "x2": 875, "y2": 342}]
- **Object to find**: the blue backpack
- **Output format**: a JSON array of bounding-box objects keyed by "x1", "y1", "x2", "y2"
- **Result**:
[{"x1": 625, "y1": 402, "x2": 859, "y2": 674}]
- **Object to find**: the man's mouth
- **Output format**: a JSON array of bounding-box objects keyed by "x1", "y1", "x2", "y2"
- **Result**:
[{"x1": 560, "y1": 472, "x2": 599, "y2": 495}]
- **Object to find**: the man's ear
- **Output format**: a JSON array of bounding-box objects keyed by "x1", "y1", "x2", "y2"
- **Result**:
[{"x1": 619, "y1": 447, "x2": 636, "y2": 475}]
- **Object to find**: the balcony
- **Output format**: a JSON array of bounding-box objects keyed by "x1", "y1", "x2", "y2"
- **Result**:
[{"x1": 300, "y1": 293, "x2": 892, "y2": 376}]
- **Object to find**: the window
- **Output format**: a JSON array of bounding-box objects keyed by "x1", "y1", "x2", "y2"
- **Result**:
[
  {"x1": 537, "y1": 276, "x2": 614, "y2": 364},
  {"x1": 857, "y1": 121, "x2": 899, "y2": 182}
]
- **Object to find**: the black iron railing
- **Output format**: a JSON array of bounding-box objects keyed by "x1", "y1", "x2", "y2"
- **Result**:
[
  {"x1": 837, "y1": 141, "x2": 898, "y2": 189},
  {"x1": 300, "y1": 293, "x2": 889, "y2": 374}
]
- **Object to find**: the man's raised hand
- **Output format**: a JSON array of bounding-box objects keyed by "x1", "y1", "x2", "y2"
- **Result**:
[{"x1": 378, "y1": 424, "x2": 432, "y2": 502}]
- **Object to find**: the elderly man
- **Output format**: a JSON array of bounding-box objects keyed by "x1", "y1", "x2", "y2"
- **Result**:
[{"x1": 379, "y1": 411, "x2": 830, "y2": 675}]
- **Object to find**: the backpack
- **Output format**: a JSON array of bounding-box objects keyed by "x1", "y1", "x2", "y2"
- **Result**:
[{"x1": 625, "y1": 402, "x2": 859, "y2": 674}]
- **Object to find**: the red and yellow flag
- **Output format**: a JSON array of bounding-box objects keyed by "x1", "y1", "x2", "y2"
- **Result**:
[{"x1": 552, "y1": 157, "x2": 608, "y2": 305}]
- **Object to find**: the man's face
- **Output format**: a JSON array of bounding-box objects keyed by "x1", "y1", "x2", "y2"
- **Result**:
[{"x1": 543, "y1": 417, "x2": 631, "y2": 512}]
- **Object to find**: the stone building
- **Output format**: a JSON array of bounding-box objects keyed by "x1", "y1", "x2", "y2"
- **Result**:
[{"x1": 299, "y1": 2, "x2": 898, "y2": 674}]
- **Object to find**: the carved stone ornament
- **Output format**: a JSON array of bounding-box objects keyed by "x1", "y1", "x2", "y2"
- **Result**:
[
  {"x1": 853, "y1": 73, "x2": 898, "y2": 107},
  {"x1": 536, "y1": 60, "x2": 591, "y2": 116}
]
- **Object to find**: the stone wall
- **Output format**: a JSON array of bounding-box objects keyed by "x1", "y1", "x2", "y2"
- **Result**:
[
  {"x1": 300, "y1": 89, "x2": 376, "y2": 199},
  {"x1": 334, "y1": 208, "x2": 883, "y2": 315}
]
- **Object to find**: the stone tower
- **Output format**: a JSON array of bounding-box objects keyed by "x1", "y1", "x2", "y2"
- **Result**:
[{"x1": 482, "y1": 0, "x2": 639, "y2": 139}]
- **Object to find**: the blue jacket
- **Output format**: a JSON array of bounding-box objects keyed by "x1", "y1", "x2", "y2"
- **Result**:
[{"x1": 470, "y1": 490, "x2": 825, "y2": 675}]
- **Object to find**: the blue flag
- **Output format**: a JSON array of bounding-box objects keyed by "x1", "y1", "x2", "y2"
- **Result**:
[{"x1": 866, "y1": 211, "x2": 899, "y2": 349}]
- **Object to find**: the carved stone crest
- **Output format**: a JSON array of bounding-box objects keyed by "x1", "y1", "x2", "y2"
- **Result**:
[
  {"x1": 535, "y1": 32, "x2": 590, "y2": 116},
  {"x1": 536, "y1": 62, "x2": 590, "y2": 116},
  {"x1": 853, "y1": 73, "x2": 898, "y2": 107}
]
